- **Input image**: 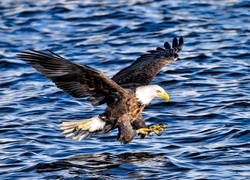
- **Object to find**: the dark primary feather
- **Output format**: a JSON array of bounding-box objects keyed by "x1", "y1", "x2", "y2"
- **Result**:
[
  {"x1": 17, "y1": 50, "x2": 126, "y2": 105},
  {"x1": 112, "y1": 36, "x2": 184, "y2": 86}
]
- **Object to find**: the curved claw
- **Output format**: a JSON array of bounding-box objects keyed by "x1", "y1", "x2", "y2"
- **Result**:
[{"x1": 154, "y1": 130, "x2": 162, "y2": 136}]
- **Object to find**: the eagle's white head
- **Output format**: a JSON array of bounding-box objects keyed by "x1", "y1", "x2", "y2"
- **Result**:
[{"x1": 135, "y1": 85, "x2": 169, "y2": 105}]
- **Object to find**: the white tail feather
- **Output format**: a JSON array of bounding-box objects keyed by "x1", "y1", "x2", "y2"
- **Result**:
[{"x1": 60, "y1": 116, "x2": 106, "y2": 141}]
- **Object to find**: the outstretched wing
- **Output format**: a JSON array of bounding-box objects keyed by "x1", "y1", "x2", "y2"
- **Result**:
[
  {"x1": 112, "y1": 37, "x2": 184, "y2": 87},
  {"x1": 17, "y1": 50, "x2": 126, "y2": 106}
]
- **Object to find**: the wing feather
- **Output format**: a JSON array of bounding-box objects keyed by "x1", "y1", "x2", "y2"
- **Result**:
[
  {"x1": 112, "y1": 36, "x2": 184, "y2": 86},
  {"x1": 17, "y1": 50, "x2": 126, "y2": 105}
]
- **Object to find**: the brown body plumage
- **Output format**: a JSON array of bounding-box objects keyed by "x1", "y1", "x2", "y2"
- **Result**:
[
  {"x1": 17, "y1": 37, "x2": 184, "y2": 144},
  {"x1": 98, "y1": 89, "x2": 146, "y2": 143}
]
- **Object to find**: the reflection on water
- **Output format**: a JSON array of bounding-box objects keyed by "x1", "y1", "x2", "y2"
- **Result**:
[
  {"x1": 32, "y1": 152, "x2": 166, "y2": 179},
  {"x1": 1, "y1": 0, "x2": 250, "y2": 179}
]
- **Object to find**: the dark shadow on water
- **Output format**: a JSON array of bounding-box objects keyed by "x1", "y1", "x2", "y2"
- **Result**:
[{"x1": 23, "y1": 152, "x2": 169, "y2": 179}]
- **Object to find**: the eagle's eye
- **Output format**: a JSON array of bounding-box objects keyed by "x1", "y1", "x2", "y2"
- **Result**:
[{"x1": 156, "y1": 90, "x2": 161, "y2": 93}]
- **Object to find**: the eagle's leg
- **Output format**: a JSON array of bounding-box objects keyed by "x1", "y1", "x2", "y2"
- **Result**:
[
  {"x1": 136, "y1": 124, "x2": 167, "y2": 136},
  {"x1": 132, "y1": 116, "x2": 147, "y2": 139},
  {"x1": 117, "y1": 119, "x2": 136, "y2": 145}
]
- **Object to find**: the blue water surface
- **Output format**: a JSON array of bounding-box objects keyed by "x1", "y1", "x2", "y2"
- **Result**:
[{"x1": 1, "y1": 0, "x2": 250, "y2": 179}]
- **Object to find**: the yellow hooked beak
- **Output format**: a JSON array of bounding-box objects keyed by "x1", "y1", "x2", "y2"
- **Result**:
[{"x1": 156, "y1": 91, "x2": 170, "y2": 102}]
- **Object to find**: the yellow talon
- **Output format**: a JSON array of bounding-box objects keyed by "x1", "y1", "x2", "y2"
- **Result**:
[
  {"x1": 153, "y1": 130, "x2": 160, "y2": 135},
  {"x1": 136, "y1": 128, "x2": 151, "y2": 136},
  {"x1": 136, "y1": 124, "x2": 167, "y2": 136}
]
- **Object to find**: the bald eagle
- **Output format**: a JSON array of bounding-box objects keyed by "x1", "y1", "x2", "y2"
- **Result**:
[{"x1": 18, "y1": 37, "x2": 183, "y2": 144}]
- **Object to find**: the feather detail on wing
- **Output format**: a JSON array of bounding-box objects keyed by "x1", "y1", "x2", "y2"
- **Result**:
[
  {"x1": 112, "y1": 36, "x2": 184, "y2": 87},
  {"x1": 17, "y1": 50, "x2": 126, "y2": 105}
]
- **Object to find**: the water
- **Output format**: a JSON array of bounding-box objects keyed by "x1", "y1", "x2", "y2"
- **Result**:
[{"x1": 1, "y1": 0, "x2": 250, "y2": 179}]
